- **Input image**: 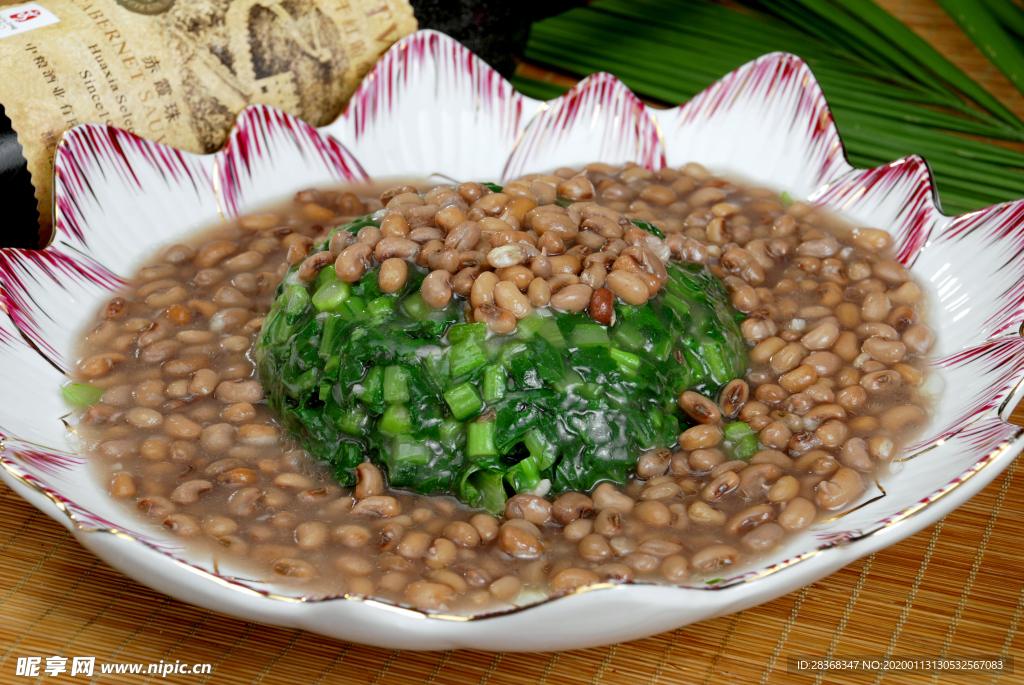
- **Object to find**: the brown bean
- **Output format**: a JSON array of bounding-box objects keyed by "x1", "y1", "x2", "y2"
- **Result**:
[
  {"x1": 742, "y1": 522, "x2": 784, "y2": 552},
  {"x1": 443, "y1": 521, "x2": 480, "y2": 548},
  {"x1": 187, "y1": 368, "x2": 220, "y2": 397},
  {"x1": 688, "y1": 501, "x2": 726, "y2": 526},
  {"x1": 862, "y1": 337, "x2": 906, "y2": 364},
  {"x1": 691, "y1": 544, "x2": 739, "y2": 572},
  {"x1": 163, "y1": 514, "x2": 201, "y2": 537},
  {"x1": 873, "y1": 259, "x2": 910, "y2": 284},
  {"x1": 80, "y1": 353, "x2": 125, "y2": 378},
  {"x1": 777, "y1": 497, "x2": 816, "y2": 531},
  {"x1": 529, "y1": 209, "x2": 579, "y2": 240},
  {"x1": 274, "y1": 472, "x2": 313, "y2": 489},
  {"x1": 816, "y1": 468, "x2": 864, "y2": 510},
  {"x1": 588, "y1": 287, "x2": 615, "y2": 325},
  {"x1": 350, "y1": 495, "x2": 400, "y2": 517},
  {"x1": 424, "y1": 538, "x2": 458, "y2": 569},
  {"x1": 296, "y1": 521, "x2": 328, "y2": 550},
  {"x1": 902, "y1": 324, "x2": 934, "y2": 355},
  {"x1": 421, "y1": 270, "x2": 453, "y2": 309},
  {"x1": 551, "y1": 568, "x2": 601, "y2": 592},
  {"x1": 488, "y1": 575, "x2": 523, "y2": 600},
  {"x1": 378, "y1": 258, "x2": 408, "y2": 293},
  {"x1": 768, "y1": 475, "x2": 800, "y2": 503},
  {"x1": 679, "y1": 424, "x2": 723, "y2": 450},
  {"x1": 552, "y1": 492, "x2": 595, "y2": 524},
  {"x1": 593, "y1": 508, "x2": 623, "y2": 537},
  {"x1": 470, "y1": 514, "x2": 500, "y2": 543},
  {"x1": 850, "y1": 227, "x2": 892, "y2": 251},
  {"x1": 801, "y1": 321, "x2": 840, "y2": 350},
  {"x1": 678, "y1": 391, "x2": 721, "y2": 424},
  {"x1": 335, "y1": 243, "x2": 373, "y2": 283},
  {"x1": 861, "y1": 292, "x2": 891, "y2": 322},
  {"x1": 685, "y1": 448, "x2": 721, "y2": 472},
  {"x1": 718, "y1": 379, "x2": 749, "y2": 418},
  {"x1": 214, "y1": 380, "x2": 263, "y2": 403},
  {"x1": 137, "y1": 495, "x2": 176, "y2": 518},
  {"x1": 499, "y1": 523, "x2": 543, "y2": 558},
  {"x1": 636, "y1": 448, "x2": 671, "y2": 479},
  {"x1": 779, "y1": 364, "x2": 817, "y2": 393},
  {"x1": 550, "y1": 284, "x2": 594, "y2": 313},
  {"x1": 640, "y1": 480, "x2": 681, "y2": 501},
  {"x1": 474, "y1": 304, "x2": 517, "y2": 334},
  {"x1": 725, "y1": 504, "x2": 775, "y2": 536},
  {"x1": 195, "y1": 241, "x2": 237, "y2": 268},
  {"x1": 741, "y1": 316, "x2": 778, "y2": 342},
  {"x1": 738, "y1": 463, "x2": 782, "y2": 498},
  {"x1": 126, "y1": 407, "x2": 163, "y2": 429},
  {"x1": 880, "y1": 404, "x2": 926, "y2": 432},
  {"x1": 493, "y1": 281, "x2": 532, "y2": 319},
  {"x1": 750, "y1": 337, "x2": 786, "y2": 364},
  {"x1": 527, "y1": 277, "x2": 552, "y2": 306},
  {"x1": 271, "y1": 558, "x2": 316, "y2": 580},
  {"x1": 860, "y1": 369, "x2": 902, "y2": 393},
  {"x1": 355, "y1": 462, "x2": 384, "y2": 499},
  {"x1": 169, "y1": 478, "x2": 213, "y2": 505},
  {"x1": 769, "y1": 343, "x2": 805, "y2": 375},
  {"x1": 578, "y1": 533, "x2": 612, "y2": 562},
  {"x1": 839, "y1": 437, "x2": 873, "y2": 471},
  {"x1": 333, "y1": 524, "x2": 371, "y2": 548},
  {"x1": 563, "y1": 519, "x2": 594, "y2": 542},
  {"x1": 397, "y1": 530, "x2": 433, "y2": 559},
  {"x1": 802, "y1": 352, "x2": 841, "y2": 377},
  {"x1": 758, "y1": 421, "x2": 792, "y2": 450},
  {"x1": 504, "y1": 494, "x2": 552, "y2": 525},
  {"x1": 702, "y1": 471, "x2": 739, "y2": 501},
  {"x1": 591, "y1": 483, "x2": 635, "y2": 513},
  {"x1": 605, "y1": 270, "x2": 649, "y2": 305},
  {"x1": 109, "y1": 472, "x2": 137, "y2": 498}
]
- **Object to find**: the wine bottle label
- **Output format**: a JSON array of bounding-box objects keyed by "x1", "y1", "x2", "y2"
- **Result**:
[
  {"x1": 0, "y1": 4, "x2": 60, "y2": 38},
  {"x1": 0, "y1": 0, "x2": 416, "y2": 244}
]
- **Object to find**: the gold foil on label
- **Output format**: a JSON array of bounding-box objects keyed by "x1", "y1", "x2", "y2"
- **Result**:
[{"x1": 0, "y1": 0, "x2": 417, "y2": 244}]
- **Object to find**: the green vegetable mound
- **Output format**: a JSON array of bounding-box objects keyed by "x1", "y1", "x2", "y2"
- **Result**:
[{"x1": 255, "y1": 215, "x2": 746, "y2": 514}]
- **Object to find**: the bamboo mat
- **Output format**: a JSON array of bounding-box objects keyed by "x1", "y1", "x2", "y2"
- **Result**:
[{"x1": 4, "y1": 1, "x2": 1024, "y2": 683}]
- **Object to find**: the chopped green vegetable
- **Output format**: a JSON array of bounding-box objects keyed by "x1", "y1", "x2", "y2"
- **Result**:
[
  {"x1": 780, "y1": 191, "x2": 795, "y2": 206},
  {"x1": 467, "y1": 419, "x2": 498, "y2": 458},
  {"x1": 444, "y1": 382, "x2": 483, "y2": 421},
  {"x1": 61, "y1": 382, "x2": 103, "y2": 407},
  {"x1": 383, "y1": 365, "x2": 410, "y2": 404},
  {"x1": 255, "y1": 213, "x2": 747, "y2": 512},
  {"x1": 723, "y1": 421, "x2": 759, "y2": 460}
]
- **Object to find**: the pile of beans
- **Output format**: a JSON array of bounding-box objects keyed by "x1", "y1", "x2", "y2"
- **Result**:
[
  {"x1": 74, "y1": 162, "x2": 933, "y2": 613},
  {"x1": 288, "y1": 178, "x2": 685, "y2": 332}
]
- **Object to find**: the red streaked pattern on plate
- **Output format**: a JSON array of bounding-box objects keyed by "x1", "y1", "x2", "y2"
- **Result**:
[
  {"x1": 346, "y1": 31, "x2": 527, "y2": 142},
  {"x1": 910, "y1": 337, "x2": 1024, "y2": 451},
  {"x1": 674, "y1": 53, "x2": 846, "y2": 189},
  {"x1": 0, "y1": 437, "x2": 82, "y2": 476},
  {"x1": 53, "y1": 125, "x2": 211, "y2": 251},
  {"x1": 0, "y1": 247, "x2": 123, "y2": 370},
  {"x1": 502, "y1": 72, "x2": 664, "y2": 181},
  {"x1": 811, "y1": 156, "x2": 941, "y2": 267},
  {"x1": 932, "y1": 199, "x2": 1024, "y2": 340},
  {"x1": 216, "y1": 105, "x2": 368, "y2": 218}
]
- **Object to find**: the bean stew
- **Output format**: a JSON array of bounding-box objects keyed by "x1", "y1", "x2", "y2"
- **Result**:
[{"x1": 70, "y1": 162, "x2": 934, "y2": 614}]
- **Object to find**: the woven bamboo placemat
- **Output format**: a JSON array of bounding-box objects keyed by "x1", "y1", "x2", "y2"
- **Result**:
[{"x1": 3, "y1": 0, "x2": 1024, "y2": 682}]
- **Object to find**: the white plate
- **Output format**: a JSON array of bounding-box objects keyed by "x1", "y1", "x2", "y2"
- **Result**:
[{"x1": 2, "y1": 30, "x2": 1023, "y2": 651}]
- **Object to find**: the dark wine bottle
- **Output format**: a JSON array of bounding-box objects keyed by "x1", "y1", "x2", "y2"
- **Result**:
[{"x1": 0, "y1": 104, "x2": 42, "y2": 249}]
